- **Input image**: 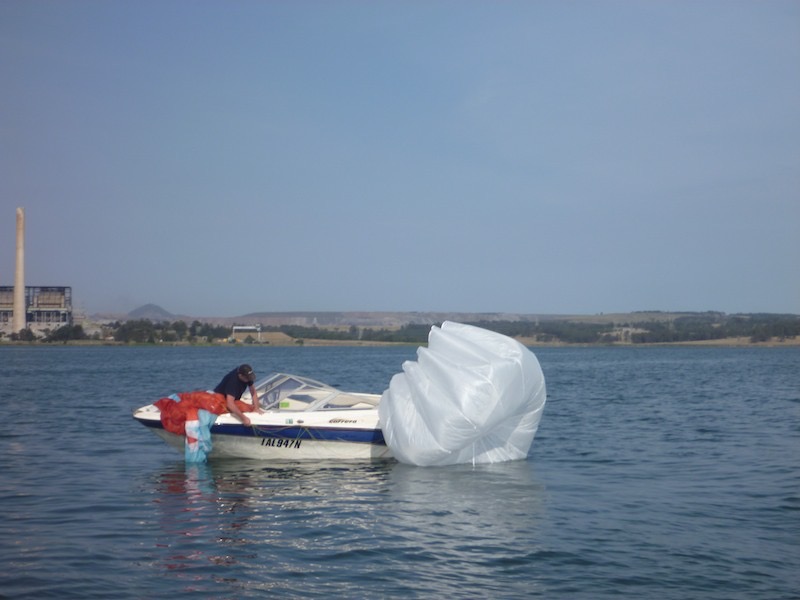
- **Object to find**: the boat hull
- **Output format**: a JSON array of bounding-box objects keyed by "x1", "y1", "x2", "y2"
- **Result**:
[{"x1": 134, "y1": 407, "x2": 393, "y2": 461}]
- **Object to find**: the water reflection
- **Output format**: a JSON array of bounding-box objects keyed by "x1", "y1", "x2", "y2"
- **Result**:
[
  {"x1": 382, "y1": 461, "x2": 548, "y2": 596},
  {"x1": 147, "y1": 459, "x2": 547, "y2": 597},
  {"x1": 152, "y1": 463, "x2": 243, "y2": 579}
]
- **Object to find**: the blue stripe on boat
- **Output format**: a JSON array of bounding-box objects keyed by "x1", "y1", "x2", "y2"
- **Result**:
[
  {"x1": 221, "y1": 423, "x2": 385, "y2": 444},
  {"x1": 134, "y1": 416, "x2": 385, "y2": 445}
]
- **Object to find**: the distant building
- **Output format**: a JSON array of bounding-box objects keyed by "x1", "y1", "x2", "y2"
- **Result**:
[
  {"x1": 0, "y1": 286, "x2": 73, "y2": 335},
  {"x1": 231, "y1": 324, "x2": 262, "y2": 343}
]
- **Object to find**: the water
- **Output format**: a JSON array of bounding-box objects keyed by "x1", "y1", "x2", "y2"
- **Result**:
[{"x1": 1, "y1": 345, "x2": 798, "y2": 598}]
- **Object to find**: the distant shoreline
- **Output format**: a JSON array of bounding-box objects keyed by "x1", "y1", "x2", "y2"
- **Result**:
[
  {"x1": 516, "y1": 335, "x2": 800, "y2": 348},
  {"x1": 2, "y1": 336, "x2": 798, "y2": 348}
]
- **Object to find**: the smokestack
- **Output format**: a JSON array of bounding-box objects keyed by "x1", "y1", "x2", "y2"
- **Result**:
[{"x1": 13, "y1": 207, "x2": 25, "y2": 333}]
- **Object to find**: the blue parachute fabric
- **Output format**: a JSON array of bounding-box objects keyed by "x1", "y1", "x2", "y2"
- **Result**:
[{"x1": 184, "y1": 409, "x2": 217, "y2": 463}]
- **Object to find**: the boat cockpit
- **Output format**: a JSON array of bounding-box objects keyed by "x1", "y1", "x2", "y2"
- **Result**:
[{"x1": 242, "y1": 373, "x2": 379, "y2": 412}]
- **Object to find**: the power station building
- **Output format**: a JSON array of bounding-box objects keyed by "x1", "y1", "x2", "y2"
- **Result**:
[
  {"x1": 0, "y1": 285, "x2": 73, "y2": 334},
  {"x1": 1, "y1": 207, "x2": 74, "y2": 337}
]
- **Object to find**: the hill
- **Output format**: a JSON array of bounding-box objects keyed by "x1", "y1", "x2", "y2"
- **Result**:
[{"x1": 127, "y1": 304, "x2": 177, "y2": 321}]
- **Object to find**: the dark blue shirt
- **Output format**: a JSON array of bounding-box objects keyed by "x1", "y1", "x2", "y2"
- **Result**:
[{"x1": 214, "y1": 368, "x2": 249, "y2": 400}]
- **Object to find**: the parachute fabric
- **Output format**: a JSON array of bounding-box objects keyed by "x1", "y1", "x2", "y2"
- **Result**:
[{"x1": 378, "y1": 321, "x2": 546, "y2": 466}]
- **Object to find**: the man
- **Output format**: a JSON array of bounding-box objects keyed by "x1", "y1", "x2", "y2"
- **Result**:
[{"x1": 214, "y1": 364, "x2": 262, "y2": 426}]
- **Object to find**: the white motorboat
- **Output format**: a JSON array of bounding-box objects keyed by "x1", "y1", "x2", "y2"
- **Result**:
[{"x1": 133, "y1": 373, "x2": 392, "y2": 461}]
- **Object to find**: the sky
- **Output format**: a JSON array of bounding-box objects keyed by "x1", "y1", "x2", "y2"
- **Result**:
[{"x1": 1, "y1": 1, "x2": 798, "y2": 317}]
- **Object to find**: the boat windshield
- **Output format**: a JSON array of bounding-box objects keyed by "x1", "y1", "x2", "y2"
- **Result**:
[{"x1": 243, "y1": 373, "x2": 377, "y2": 412}]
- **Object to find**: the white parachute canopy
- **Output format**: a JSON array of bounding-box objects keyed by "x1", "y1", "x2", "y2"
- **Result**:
[{"x1": 378, "y1": 321, "x2": 547, "y2": 467}]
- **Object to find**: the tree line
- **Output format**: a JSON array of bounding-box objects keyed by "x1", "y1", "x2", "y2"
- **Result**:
[
  {"x1": 475, "y1": 313, "x2": 800, "y2": 344},
  {"x1": 272, "y1": 323, "x2": 432, "y2": 344},
  {"x1": 8, "y1": 312, "x2": 800, "y2": 345},
  {"x1": 269, "y1": 313, "x2": 800, "y2": 344},
  {"x1": 4, "y1": 319, "x2": 232, "y2": 343},
  {"x1": 107, "y1": 319, "x2": 232, "y2": 343},
  {"x1": 626, "y1": 313, "x2": 800, "y2": 344}
]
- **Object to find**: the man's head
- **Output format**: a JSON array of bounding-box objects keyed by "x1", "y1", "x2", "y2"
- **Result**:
[{"x1": 237, "y1": 364, "x2": 256, "y2": 383}]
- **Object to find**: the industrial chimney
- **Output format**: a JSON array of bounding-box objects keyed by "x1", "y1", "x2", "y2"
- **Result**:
[{"x1": 13, "y1": 207, "x2": 25, "y2": 333}]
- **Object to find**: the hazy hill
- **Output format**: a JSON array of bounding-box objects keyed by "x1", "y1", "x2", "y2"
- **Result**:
[{"x1": 127, "y1": 304, "x2": 178, "y2": 321}]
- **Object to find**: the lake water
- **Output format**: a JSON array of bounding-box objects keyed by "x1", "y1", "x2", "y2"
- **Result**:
[{"x1": 0, "y1": 344, "x2": 798, "y2": 598}]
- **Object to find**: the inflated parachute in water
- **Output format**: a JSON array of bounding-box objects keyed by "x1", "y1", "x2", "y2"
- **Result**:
[{"x1": 378, "y1": 321, "x2": 547, "y2": 466}]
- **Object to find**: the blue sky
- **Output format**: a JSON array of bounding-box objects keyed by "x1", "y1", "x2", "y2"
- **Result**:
[{"x1": 1, "y1": 1, "x2": 798, "y2": 317}]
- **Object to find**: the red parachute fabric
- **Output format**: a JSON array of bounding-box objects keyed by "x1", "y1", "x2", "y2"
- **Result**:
[{"x1": 154, "y1": 391, "x2": 251, "y2": 437}]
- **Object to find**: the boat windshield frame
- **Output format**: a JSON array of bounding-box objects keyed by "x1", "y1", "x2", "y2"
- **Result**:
[{"x1": 244, "y1": 373, "x2": 376, "y2": 412}]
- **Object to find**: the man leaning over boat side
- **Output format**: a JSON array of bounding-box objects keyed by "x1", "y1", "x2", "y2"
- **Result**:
[{"x1": 214, "y1": 364, "x2": 262, "y2": 426}]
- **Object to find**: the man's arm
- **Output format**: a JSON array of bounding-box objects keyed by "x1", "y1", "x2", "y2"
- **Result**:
[
  {"x1": 248, "y1": 384, "x2": 262, "y2": 413},
  {"x1": 226, "y1": 394, "x2": 251, "y2": 426}
]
